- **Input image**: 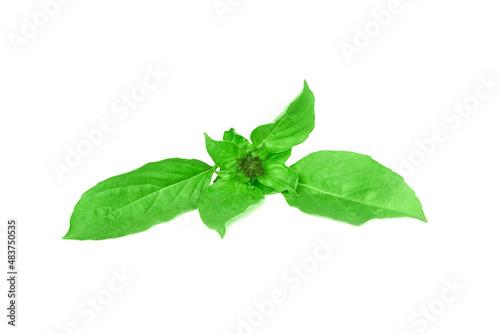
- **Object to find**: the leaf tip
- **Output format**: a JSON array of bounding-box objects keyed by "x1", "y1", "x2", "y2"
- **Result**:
[
  {"x1": 204, "y1": 132, "x2": 215, "y2": 146},
  {"x1": 216, "y1": 228, "x2": 226, "y2": 239},
  {"x1": 62, "y1": 231, "x2": 73, "y2": 240},
  {"x1": 303, "y1": 79, "x2": 311, "y2": 92}
]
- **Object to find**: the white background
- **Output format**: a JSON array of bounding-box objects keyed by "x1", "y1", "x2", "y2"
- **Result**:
[{"x1": 1, "y1": 0, "x2": 499, "y2": 333}]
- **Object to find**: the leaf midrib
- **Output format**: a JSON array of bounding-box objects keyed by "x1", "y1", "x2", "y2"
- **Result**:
[
  {"x1": 94, "y1": 167, "x2": 213, "y2": 219},
  {"x1": 298, "y1": 183, "x2": 416, "y2": 217},
  {"x1": 259, "y1": 101, "x2": 312, "y2": 147},
  {"x1": 215, "y1": 141, "x2": 241, "y2": 160}
]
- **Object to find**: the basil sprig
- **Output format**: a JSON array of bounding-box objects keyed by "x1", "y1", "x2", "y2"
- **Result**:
[{"x1": 64, "y1": 81, "x2": 426, "y2": 240}]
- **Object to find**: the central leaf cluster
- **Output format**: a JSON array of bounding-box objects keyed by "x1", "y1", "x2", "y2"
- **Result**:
[{"x1": 237, "y1": 154, "x2": 265, "y2": 179}]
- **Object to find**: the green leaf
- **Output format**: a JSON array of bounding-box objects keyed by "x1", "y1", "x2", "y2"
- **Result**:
[
  {"x1": 266, "y1": 149, "x2": 292, "y2": 164},
  {"x1": 250, "y1": 80, "x2": 315, "y2": 153},
  {"x1": 215, "y1": 170, "x2": 236, "y2": 181},
  {"x1": 283, "y1": 151, "x2": 427, "y2": 225},
  {"x1": 257, "y1": 162, "x2": 298, "y2": 193},
  {"x1": 204, "y1": 133, "x2": 245, "y2": 171},
  {"x1": 252, "y1": 181, "x2": 278, "y2": 195},
  {"x1": 64, "y1": 158, "x2": 215, "y2": 240},
  {"x1": 223, "y1": 128, "x2": 253, "y2": 151},
  {"x1": 198, "y1": 179, "x2": 264, "y2": 238}
]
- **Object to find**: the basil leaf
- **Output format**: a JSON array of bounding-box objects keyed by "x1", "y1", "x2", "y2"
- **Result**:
[
  {"x1": 223, "y1": 128, "x2": 253, "y2": 151},
  {"x1": 64, "y1": 158, "x2": 215, "y2": 240},
  {"x1": 252, "y1": 181, "x2": 278, "y2": 195},
  {"x1": 250, "y1": 80, "x2": 315, "y2": 153},
  {"x1": 204, "y1": 133, "x2": 245, "y2": 171},
  {"x1": 214, "y1": 170, "x2": 235, "y2": 181},
  {"x1": 253, "y1": 143, "x2": 269, "y2": 161},
  {"x1": 198, "y1": 179, "x2": 264, "y2": 238},
  {"x1": 265, "y1": 149, "x2": 292, "y2": 164},
  {"x1": 257, "y1": 162, "x2": 298, "y2": 193},
  {"x1": 283, "y1": 151, "x2": 427, "y2": 225}
]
